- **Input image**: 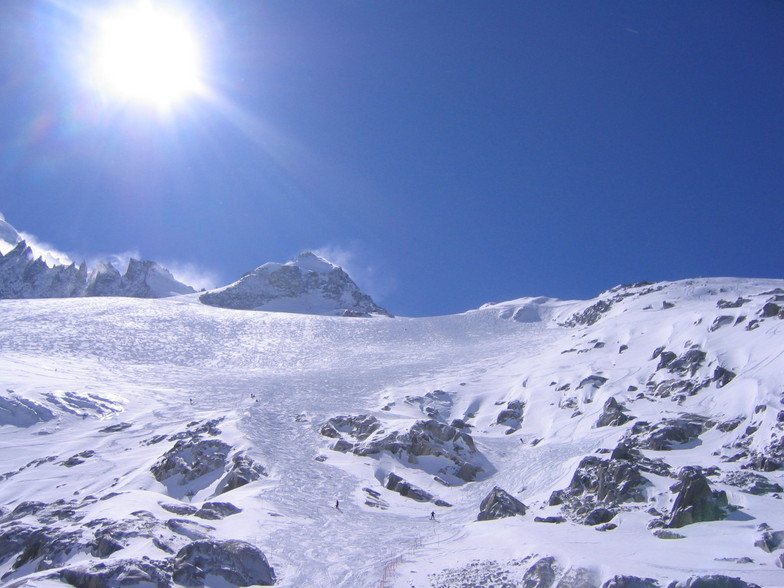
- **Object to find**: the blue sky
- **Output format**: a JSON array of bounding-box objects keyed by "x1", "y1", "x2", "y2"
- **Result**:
[{"x1": 0, "y1": 1, "x2": 782, "y2": 316}]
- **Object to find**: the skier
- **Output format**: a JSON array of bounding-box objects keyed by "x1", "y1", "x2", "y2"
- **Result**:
[
  {"x1": 430, "y1": 511, "x2": 435, "y2": 520},
  {"x1": 335, "y1": 500, "x2": 340, "y2": 510}
]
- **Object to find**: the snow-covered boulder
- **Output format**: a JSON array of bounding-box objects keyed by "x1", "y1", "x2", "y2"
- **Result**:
[
  {"x1": 172, "y1": 539, "x2": 276, "y2": 586},
  {"x1": 476, "y1": 487, "x2": 527, "y2": 521},
  {"x1": 199, "y1": 251, "x2": 391, "y2": 316}
]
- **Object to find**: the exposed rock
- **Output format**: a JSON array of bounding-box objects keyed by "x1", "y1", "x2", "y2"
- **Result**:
[
  {"x1": 0, "y1": 523, "x2": 83, "y2": 580},
  {"x1": 0, "y1": 392, "x2": 55, "y2": 427},
  {"x1": 609, "y1": 443, "x2": 671, "y2": 477},
  {"x1": 667, "y1": 467, "x2": 728, "y2": 528},
  {"x1": 624, "y1": 415, "x2": 709, "y2": 451},
  {"x1": 172, "y1": 539, "x2": 276, "y2": 586},
  {"x1": 194, "y1": 501, "x2": 242, "y2": 520},
  {"x1": 98, "y1": 422, "x2": 133, "y2": 434},
  {"x1": 653, "y1": 529, "x2": 685, "y2": 539},
  {"x1": 717, "y1": 298, "x2": 749, "y2": 309},
  {"x1": 602, "y1": 576, "x2": 659, "y2": 588},
  {"x1": 712, "y1": 367, "x2": 736, "y2": 389},
  {"x1": 535, "y1": 516, "x2": 566, "y2": 524},
  {"x1": 328, "y1": 417, "x2": 487, "y2": 484},
  {"x1": 151, "y1": 438, "x2": 232, "y2": 487},
  {"x1": 160, "y1": 503, "x2": 199, "y2": 516},
  {"x1": 57, "y1": 558, "x2": 171, "y2": 588},
  {"x1": 476, "y1": 486, "x2": 527, "y2": 521},
  {"x1": 199, "y1": 251, "x2": 389, "y2": 317},
  {"x1": 709, "y1": 316, "x2": 734, "y2": 332},
  {"x1": 556, "y1": 566, "x2": 599, "y2": 588},
  {"x1": 760, "y1": 302, "x2": 781, "y2": 318},
  {"x1": 522, "y1": 556, "x2": 555, "y2": 588},
  {"x1": 165, "y1": 519, "x2": 216, "y2": 541},
  {"x1": 320, "y1": 414, "x2": 382, "y2": 441},
  {"x1": 496, "y1": 399, "x2": 525, "y2": 432},
  {"x1": 213, "y1": 453, "x2": 267, "y2": 496},
  {"x1": 583, "y1": 507, "x2": 615, "y2": 526},
  {"x1": 595, "y1": 397, "x2": 634, "y2": 428},
  {"x1": 722, "y1": 471, "x2": 783, "y2": 495},
  {"x1": 667, "y1": 576, "x2": 761, "y2": 588},
  {"x1": 384, "y1": 473, "x2": 436, "y2": 503},
  {"x1": 753, "y1": 529, "x2": 784, "y2": 553},
  {"x1": 578, "y1": 375, "x2": 608, "y2": 390}
]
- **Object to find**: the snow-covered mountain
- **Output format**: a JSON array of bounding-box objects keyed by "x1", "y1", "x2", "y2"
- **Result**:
[
  {"x1": 1, "y1": 276, "x2": 783, "y2": 587},
  {"x1": 199, "y1": 251, "x2": 391, "y2": 317},
  {"x1": 0, "y1": 216, "x2": 194, "y2": 300}
]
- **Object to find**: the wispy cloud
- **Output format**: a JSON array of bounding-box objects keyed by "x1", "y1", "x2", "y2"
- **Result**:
[
  {"x1": 313, "y1": 243, "x2": 396, "y2": 305},
  {"x1": 18, "y1": 231, "x2": 74, "y2": 267},
  {"x1": 160, "y1": 259, "x2": 221, "y2": 291}
]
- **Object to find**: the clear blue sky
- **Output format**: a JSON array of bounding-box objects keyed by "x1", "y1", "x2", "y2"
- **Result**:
[{"x1": 1, "y1": 1, "x2": 782, "y2": 316}]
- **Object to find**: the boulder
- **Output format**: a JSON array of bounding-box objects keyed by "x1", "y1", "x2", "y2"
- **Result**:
[
  {"x1": 667, "y1": 467, "x2": 728, "y2": 528},
  {"x1": 384, "y1": 473, "x2": 434, "y2": 503},
  {"x1": 625, "y1": 415, "x2": 709, "y2": 451},
  {"x1": 194, "y1": 501, "x2": 242, "y2": 520},
  {"x1": 523, "y1": 556, "x2": 555, "y2": 588},
  {"x1": 57, "y1": 558, "x2": 171, "y2": 588},
  {"x1": 151, "y1": 438, "x2": 232, "y2": 487},
  {"x1": 753, "y1": 529, "x2": 784, "y2": 553},
  {"x1": 213, "y1": 453, "x2": 267, "y2": 496},
  {"x1": 667, "y1": 576, "x2": 761, "y2": 588},
  {"x1": 476, "y1": 486, "x2": 527, "y2": 521},
  {"x1": 172, "y1": 539, "x2": 276, "y2": 586},
  {"x1": 556, "y1": 567, "x2": 599, "y2": 588},
  {"x1": 602, "y1": 576, "x2": 660, "y2": 588},
  {"x1": 595, "y1": 397, "x2": 634, "y2": 428}
]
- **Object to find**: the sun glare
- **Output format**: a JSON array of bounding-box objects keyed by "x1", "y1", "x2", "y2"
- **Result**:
[{"x1": 91, "y1": 1, "x2": 203, "y2": 109}]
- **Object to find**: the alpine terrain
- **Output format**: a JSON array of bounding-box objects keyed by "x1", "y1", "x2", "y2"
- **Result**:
[{"x1": 0, "y1": 216, "x2": 782, "y2": 587}]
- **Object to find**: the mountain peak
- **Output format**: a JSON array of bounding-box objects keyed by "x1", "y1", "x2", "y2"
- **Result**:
[{"x1": 200, "y1": 253, "x2": 391, "y2": 317}]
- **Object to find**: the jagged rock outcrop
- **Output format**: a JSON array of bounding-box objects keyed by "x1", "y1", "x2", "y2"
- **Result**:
[
  {"x1": 172, "y1": 539, "x2": 276, "y2": 586},
  {"x1": 667, "y1": 575, "x2": 761, "y2": 588},
  {"x1": 57, "y1": 558, "x2": 172, "y2": 588},
  {"x1": 602, "y1": 576, "x2": 659, "y2": 588},
  {"x1": 200, "y1": 251, "x2": 390, "y2": 316},
  {"x1": 151, "y1": 438, "x2": 232, "y2": 488},
  {"x1": 477, "y1": 486, "x2": 527, "y2": 521},
  {"x1": 666, "y1": 467, "x2": 728, "y2": 528},
  {"x1": 322, "y1": 416, "x2": 488, "y2": 484},
  {"x1": 383, "y1": 473, "x2": 451, "y2": 506},
  {"x1": 595, "y1": 397, "x2": 634, "y2": 428},
  {"x1": 213, "y1": 453, "x2": 268, "y2": 496},
  {"x1": 522, "y1": 556, "x2": 556, "y2": 588},
  {"x1": 624, "y1": 415, "x2": 710, "y2": 451},
  {"x1": 0, "y1": 241, "x2": 194, "y2": 300},
  {"x1": 496, "y1": 399, "x2": 525, "y2": 432},
  {"x1": 549, "y1": 452, "x2": 650, "y2": 524}
]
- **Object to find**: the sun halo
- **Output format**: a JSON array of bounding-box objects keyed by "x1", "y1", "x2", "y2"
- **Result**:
[{"x1": 91, "y1": 1, "x2": 204, "y2": 110}]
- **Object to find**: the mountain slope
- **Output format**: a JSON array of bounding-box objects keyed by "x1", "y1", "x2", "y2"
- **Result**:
[
  {"x1": 0, "y1": 278, "x2": 782, "y2": 587},
  {"x1": 199, "y1": 251, "x2": 391, "y2": 317}
]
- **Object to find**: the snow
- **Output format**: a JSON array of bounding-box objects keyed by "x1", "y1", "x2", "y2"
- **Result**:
[{"x1": 0, "y1": 277, "x2": 783, "y2": 586}]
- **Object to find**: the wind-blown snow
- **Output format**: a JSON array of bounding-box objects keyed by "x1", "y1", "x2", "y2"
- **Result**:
[{"x1": 0, "y1": 277, "x2": 783, "y2": 586}]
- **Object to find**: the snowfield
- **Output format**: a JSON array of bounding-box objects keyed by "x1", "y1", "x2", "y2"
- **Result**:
[{"x1": 1, "y1": 277, "x2": 783, "y2": 587}]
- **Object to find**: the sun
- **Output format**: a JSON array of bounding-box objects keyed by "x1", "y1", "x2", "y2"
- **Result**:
[{"x1": 91, "y1": 1, "x2": 203, "y2": 109}]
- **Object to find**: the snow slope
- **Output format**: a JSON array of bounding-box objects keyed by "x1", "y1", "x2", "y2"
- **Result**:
[{"x1": 0, "y1": 278, "x2": 783, "y2": 587}]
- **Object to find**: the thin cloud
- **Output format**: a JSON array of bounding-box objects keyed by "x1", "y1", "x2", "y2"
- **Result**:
[
  {"x1": 18, "y1": 231, "x2": 74, "y2": 267},
  {"x1": 313, "y1": 244, "x2": 396, "y2": 306},
  {"x1": 160, "y1": 260, "x2": 221, "y2": 291}
]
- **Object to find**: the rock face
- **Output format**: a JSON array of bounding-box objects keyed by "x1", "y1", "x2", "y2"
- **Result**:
[
  {"x1": 668, "y1": 575, "x2": 761, "y2": 588},
  {"x1": 172, "y1": 539, "x2": 276, "y2": 586},
  {"x1": 595, "y1": 397, "x2": 634, "y2": 428},
  {"x1": 624, "y1": 415, "x2": 709, "y2": 451},
  {"x1": 477, "y1": 487, "x2": 527, "y2": 521},
  {"x1": 0, "y1": 240, "x2": 194, "y2": 300},
  {"x1": 667, "y1": 467, "x2": 728, "y2": 528},
  {"x1": 58, "y1": 558, "x2": 172, "y2": 588},
  {"x1": 200, "y1": 251, "x2": 390, "y2": 316},
  {"x1": 322, "y1": 416, "x2": 488, "y2": 484},
  {"x1": 549, "y1": 454, "x2": 650, "y2": 523}
]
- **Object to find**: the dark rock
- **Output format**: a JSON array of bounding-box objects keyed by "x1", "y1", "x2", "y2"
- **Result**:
[
  {"x1": 320, "y1": 414, "x2": 381, "y2": 441},
  {"x1": 496, "y1": 399, "x2": 525, "y2": 431},
  {"x1": 717, "y1": 298, "x2": 749, "y2": 309},
  {"x1": 583, "y1": 507, "x2": 615, "y2": 526},
  {"x1": 722, "y1": 471, "x2": 783, "y2": 495},
  {"x1": 214, "y1": 453, "x2": 267, "y2": 496},
  {"x1": 760, "y1": 302, "x2": 781, "y2": 318},
  {"x1": 602, "y1": 576, "x2": 659, "y2": 588},
  {"x1": 99, "y1": 422, "x2": 132, "y2": 433},
  {"x1": 553, "y1": 455, "x2": 649, "y2": 509},
  {"x1": 477, "y1": 486, "x2": 527, "y2": 521},
  {"x1": 716, "y1": 418, "x2": 743, "y2": 432},
  {"x1": 556, "y1": 567, "x2": 599, "y2": 588},
  {"x1": 753, "y1": 529, "x2": 784, "y2": 553},
  {"x1": 667, "y1": 466, "x2": 728, "y2": 528},
  {"x1": 712, "y1": 367, "x2": 736, "y2": 389},
  {"x1": 160, "y1": 503, "x2": 199, "y2": 516},
  {"x1": 61, "y1": 450, "x2": 96, "y2": 467},
  {"x1": 58, "y1": 558, "x2": 171, "y2": 588},
  {"x1": 668, "y1": 575, "x2": 761, "y2": 588},
  {"x1": 595, "y1": 397, "x2": 634, "y2": 428},
  {"x1": 194, "y1": 501, "x2": 242, "y2": 520},
  {"x1": 596, "y1": 522, "x2": 617, "y2": 531},
  {"x1": 625, "y1": 415, "x2": 708, "y2": 451},
  {"x1": 172, "y1": 539, "x2": 275, "y2": 586},
  {"x1": 165, "y1": 519, "x2": 215, "y2": 541},
  {"x1": 151, "y1": 438, "x2": 231, "y2": 487},
  {"x1": 709, "y1": 316, "x2": 734, "y2": 332},
  {"x1": 384, "y1": 473, "x2": 434, "y2": 503},
  {"x1": 578, "y1": 375, "x2": 608, "y2": 390},
  {"x1": 522, "y1": 556, "x2": 555, "y2": 588},
  {"x1": 610, "y1": 443, "x2": 671, "y2": 477},
  {"x1": 535, "y1": 516, "x2": 566, "y2": 524},
  {"x1": 653, "y1": 529, "x2": 685, "y2": 539}
]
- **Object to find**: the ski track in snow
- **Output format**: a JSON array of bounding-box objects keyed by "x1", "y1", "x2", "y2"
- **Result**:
[{"x1": 1, "y1": 278, "x2": 784, "y2": 587}]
